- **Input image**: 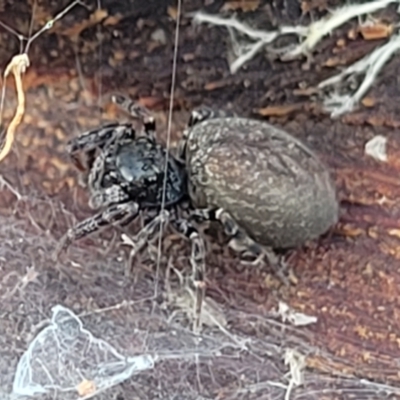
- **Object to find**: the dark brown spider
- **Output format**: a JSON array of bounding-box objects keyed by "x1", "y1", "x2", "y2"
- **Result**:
[{"x1": 55, "y1": 94, "x2": 339, "y2": 329}]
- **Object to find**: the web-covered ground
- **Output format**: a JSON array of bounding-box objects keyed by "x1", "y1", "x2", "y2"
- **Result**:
[{"x1": 2, "y1": 0, "x2": 400, "y2": 399}]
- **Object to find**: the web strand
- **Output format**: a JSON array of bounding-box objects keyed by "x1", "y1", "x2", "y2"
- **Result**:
[{"x1": 153, "y1": 0, "x2": 182, "y2": 306}]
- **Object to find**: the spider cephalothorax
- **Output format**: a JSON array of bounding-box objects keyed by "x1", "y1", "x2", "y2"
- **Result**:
[{"x1": 66, "y1": 96, "x2": 186, "y2": 211}]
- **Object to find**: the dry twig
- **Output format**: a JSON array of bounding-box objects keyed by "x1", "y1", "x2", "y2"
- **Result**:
[
  {"x1": 0, "y1": 54, "x2": 29, "y2": 162},
  {"x1": 0, "y1": 0, "x2": 82, "y2": 163}
]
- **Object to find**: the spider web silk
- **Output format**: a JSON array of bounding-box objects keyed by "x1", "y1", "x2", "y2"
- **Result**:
[
  {"x1": 1, "y1": 1, "x2": 400, "y2": 400},
  {"x1": 12, "y1": 305, "x2": 155, "y2": 398}
]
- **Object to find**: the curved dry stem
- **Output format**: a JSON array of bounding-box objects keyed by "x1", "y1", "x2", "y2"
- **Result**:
[{"x1": 0, "y1": 53, "x2": 29, "y2": 163}]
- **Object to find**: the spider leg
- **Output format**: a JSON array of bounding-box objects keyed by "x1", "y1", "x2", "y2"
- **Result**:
[
  {"x1": 53, "y1": 201, "x2": 139, "y2": 260},
  {"x1": 89, "y1": 184, "x2": 131, "y2": 209},
  {"x1": 187, "y1": 107, "x2": 236, "y2": 127},
  {"x1": 71, "y1": 149, "x2": 97, "y2": 173},
  {"x1": 171, "y1": 218, "x2": 206, "y2": 332},
  {"x1": 125, "y1": 209, "x2": 170, "y2": 266},
  {"x1": 178, "y1": 107, "x2": 237, "y2": 160},
  {"x1": 111, "y1": 94, "x2": 156, "y2": 140},
  {"x1": 67, "y1": 123, "x2": 134, "y2": 172},
  {"x1": 192, "y1": 208, "x2": 290, "y2": 285},
  {"x1": 87, "y1": 148, "x2": 107, "y2": 193},
  {"x1": 67, "y1": 123, "x2": 134, "y2": 157},
  {"x1": 86, "y1": 145, "x2": 126, "y2": 197}
]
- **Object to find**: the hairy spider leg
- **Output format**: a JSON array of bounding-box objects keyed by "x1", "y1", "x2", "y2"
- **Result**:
[
  {"x1": 111, "y1": 94, "x2": 156, "y2": 140},
  {"x1": 189, "y1": 106, "x2": 237, "y2": 127},
  {"x1": 87, "y1": 147, "x2": 108, "y2": 196},
  {"x1": 125, "y1": 209, "x2": 170, "y2": 274},
  {"x1": 190, "y1": 208, "x2": 258, "y2": 251},
  {"x1": 89, "y1": 184, "x2": 132, "y2": 210},
  {"x1": 85, "y1": 144, "x2": 132, "y2": 210},
  {"x1": 171, "y1": 218, "x2": 206, "y2": 332},
  {"x1": 85, "y1": 135, "x2": 148, "y2": 210},
  {"x1": 53, "y1": 201, "x2": 139, "y2": 260},
  {"x1": 123, "y1": 209, "x2": 206, "y2": 331},
  {"x1": 67, "y1": 123, "x2": 134, "y2": 172},
  {"x1": 192, "y1": 208, "x2": 290, "y2": 285}
]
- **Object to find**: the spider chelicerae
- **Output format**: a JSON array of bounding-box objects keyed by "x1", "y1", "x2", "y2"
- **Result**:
[{"x1": 54, "y1": 94, "x2": 207, "y2": 330}]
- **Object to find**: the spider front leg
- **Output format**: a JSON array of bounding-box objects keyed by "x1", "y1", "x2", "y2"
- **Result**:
[
  {"x1": 192, "y1": 208, "x2": 290, "y2": 285},
  {"x1": 171, "y1": 218, "x2": 206, "y2": 333},
  {"x1": 123, "y1": 209, "x2": 170, "y2": 274},
  {"x1": 111, "y1": 94, "x2": 156, "y2": 140},
  {"x1": 87, "y1": 149, "x2": 108, "y2": 194},
  {"x1": 86, "y1": 148, "x2": 132, "y2": 210},
  {"x1": 53, "y1": 201, "x2": 139, "y2": 260},
  {"x1": 88, "y1": 184, "x2": 131, "y2": 209},
  {"x1": 67, "y1": 123, "x2": 134, "y2": 171}
]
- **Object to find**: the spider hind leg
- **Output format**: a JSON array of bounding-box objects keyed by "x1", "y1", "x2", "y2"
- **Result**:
[
  {"x1": 193, "y1": 208, "x2": 290, "y2": 286},
  {"x1": 171, "y1": 218, "x2": 206, "y2": 332}
]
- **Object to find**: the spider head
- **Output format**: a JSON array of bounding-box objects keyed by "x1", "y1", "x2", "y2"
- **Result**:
[
  {"x1": 116, "y1": 138, "x2": 161, "y2": 185},
  {"x1": 113, "y1": 136, "x2": 186, "y2": 207}
]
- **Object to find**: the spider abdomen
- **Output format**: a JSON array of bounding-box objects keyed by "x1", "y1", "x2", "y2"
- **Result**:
[{"x1": 185, "y1": 117, "x2": 339, "y2": 249}]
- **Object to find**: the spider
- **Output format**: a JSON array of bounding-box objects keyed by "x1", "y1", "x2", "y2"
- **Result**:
[
  {"x1": 54, "y1": 94, "x2": 207, "y2": 331},
  {"x1": 55, "y1": 93, "x2": 338, "y2": 328}
]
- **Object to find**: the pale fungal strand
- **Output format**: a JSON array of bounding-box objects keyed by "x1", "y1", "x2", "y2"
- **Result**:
[
  {"x1": 191, "y1": 0, "x2": 400, "y2": 71},
  {"x1": 285, "y1": 0, "x2": 400, "y2": 58},
  {"x1": 320, "y1": 33, "x2": 400, "y2": 117},
  {"x1": 193, "y1": 1, "x2": 400, "y2": 116}
]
